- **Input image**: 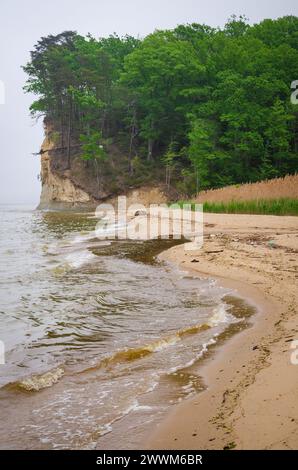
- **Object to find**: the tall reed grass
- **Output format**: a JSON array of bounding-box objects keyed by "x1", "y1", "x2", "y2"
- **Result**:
[{"x1": 196, "y1": 174, "x2": 298, "y2": 204}]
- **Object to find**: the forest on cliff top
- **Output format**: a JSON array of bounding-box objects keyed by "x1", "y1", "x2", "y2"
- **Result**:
[{"x1": 24, "y1": 15, "x2": 298, "y2": 197}]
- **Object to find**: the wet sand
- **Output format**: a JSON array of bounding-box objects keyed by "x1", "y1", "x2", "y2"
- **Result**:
[{"x1": 148, "y1": 213, "x2": 298, "y2": 450}]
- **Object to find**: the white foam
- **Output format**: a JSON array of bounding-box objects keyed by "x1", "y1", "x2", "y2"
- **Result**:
[
  {"x1": 63, "y1": 250, "x2": 97, "y2": 269},
  {"x1": 132, "y1": 404, "x2": 153, "y2": 412},
  {"x1": 70, "y1": 231, "x2": 96, "y2": 245},
  {"x1": 18, "y1": 366, "x2": 64, "y2": 392},
  {"x1": 167, "y1": 337, "x2": 217, "y2": 374},
  {"x1": 207, "y1": 303, "x2": 232, "y2": 327}
]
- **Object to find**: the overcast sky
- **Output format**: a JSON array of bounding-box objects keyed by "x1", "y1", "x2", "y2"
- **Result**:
[{"x1": 0, "y1": 0, "x2": 297, "y2": 204}]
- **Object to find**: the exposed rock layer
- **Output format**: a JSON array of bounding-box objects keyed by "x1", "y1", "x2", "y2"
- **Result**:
[{"x1": 37, "y1": 128, "x2": 167, "y2": 211}]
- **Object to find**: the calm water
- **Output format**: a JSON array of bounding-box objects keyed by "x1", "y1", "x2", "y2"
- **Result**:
[{"x1": 0, "y1": 204, "x2": 242, "y2": 449}]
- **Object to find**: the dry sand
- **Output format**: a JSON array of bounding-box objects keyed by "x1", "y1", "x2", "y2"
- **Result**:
[{"x1": 147, "y1": 212, "x2": 298, "y2": 450}]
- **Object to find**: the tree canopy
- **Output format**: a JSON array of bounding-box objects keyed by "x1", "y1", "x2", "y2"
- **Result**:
[{"x1": 23, "y1": 16, "x2": 298, "y2": 194}]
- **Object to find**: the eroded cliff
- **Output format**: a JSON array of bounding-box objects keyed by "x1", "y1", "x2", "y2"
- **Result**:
[
  {"x1": 37, "y1": 123, "x2": 169, "y2": 211},
  {"x1": 37, "y1": 131, "x2": 97, "y2": 210}
]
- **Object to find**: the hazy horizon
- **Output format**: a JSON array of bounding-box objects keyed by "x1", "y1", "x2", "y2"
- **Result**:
[{"x1": 0, "y1": 0, "x2": 297, "y2": 204}]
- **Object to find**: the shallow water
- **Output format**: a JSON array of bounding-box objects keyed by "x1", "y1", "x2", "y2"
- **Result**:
[{"x1": 0, "y1": 205, "x2": 249, "y2": 449}]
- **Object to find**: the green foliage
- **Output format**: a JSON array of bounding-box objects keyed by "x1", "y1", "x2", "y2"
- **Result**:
[
  {"x1": 203, "y1": 198, "x2": 298, "y2": 216},
  {"x1": 79, "y1": 131, "x2": 106, "y2": 161},
  {"x1": 188, "y1": 119, "x2": 232, "y2": 190},
  {"x1": 176, "y1": 198, "x2": 298, "y2": 215},
  {"x1": 23, "y1": 16, "x2": 298, "y2": 193},
  {"x1": 161, "y1": 141, "x2": 181, "y2": 188}
]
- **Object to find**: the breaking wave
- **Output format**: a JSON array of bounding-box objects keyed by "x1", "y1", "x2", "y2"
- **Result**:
[
  {"x1": 5, "y1": 367, "x2": 64, "y2": 392},
  {"x1": 79, "y1": 303, "x2": 233, "y2": 374}
]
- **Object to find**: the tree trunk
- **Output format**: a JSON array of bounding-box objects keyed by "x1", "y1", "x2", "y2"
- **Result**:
[
  {"x1": 66, "y1": 100, "x2": 72, "y2": 170},
  {"x1": 165, "y1": 166, "x2": 171, "y2": 189},
  {"x1": 147, "y1": 138, "x2": 153, "y2": 161},
  {"x1": 129, "y1": 133, "x2": 133, "y2": 175},
  {"x1": 196, "y1": 168, "x2": 200, "y2": 195},
  {"x1": 94, "y1": 159, "x2": 101, "y2": 195},
  {"x1": 60, "y1": 116, "x2": 64, "y2": 148},
  {"x1": 127, "y1": 101, "x2": 138, "y2": 174}
]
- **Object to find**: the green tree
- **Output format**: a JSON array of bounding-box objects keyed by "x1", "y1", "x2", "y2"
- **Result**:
[{"x1": 80, "y1": 131, "x2": 107, "y2": 193}]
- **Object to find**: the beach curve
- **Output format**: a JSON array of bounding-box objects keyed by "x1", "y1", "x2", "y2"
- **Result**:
[{"x1": 147, "y1": 212, "x2": 298, "y2": 450}]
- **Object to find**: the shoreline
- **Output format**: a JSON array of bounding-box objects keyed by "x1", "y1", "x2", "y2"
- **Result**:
[{"x1": 147, "y1": 213, "x2": 298, "y2": 450}]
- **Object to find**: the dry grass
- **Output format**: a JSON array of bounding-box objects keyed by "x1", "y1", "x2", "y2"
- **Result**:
[{"x1": 196, "y1": 174, "x2": 298, "y2": 203}]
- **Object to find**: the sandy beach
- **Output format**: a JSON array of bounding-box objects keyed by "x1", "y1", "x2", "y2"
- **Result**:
[{"x1": 148, "y1": 212, "x2": 298, "y2": 450}]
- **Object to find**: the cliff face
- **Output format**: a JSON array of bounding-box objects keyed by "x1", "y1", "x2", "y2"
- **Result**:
[
  {"x1": 37, "y1": 123, "x2": 102, "y2": 210},
  {"x1": 37, "y1": 124, "x2": 168, "y2": 211},
  {"x1": 37, "y1": 135, "x2": 95, "y2": 210}
]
